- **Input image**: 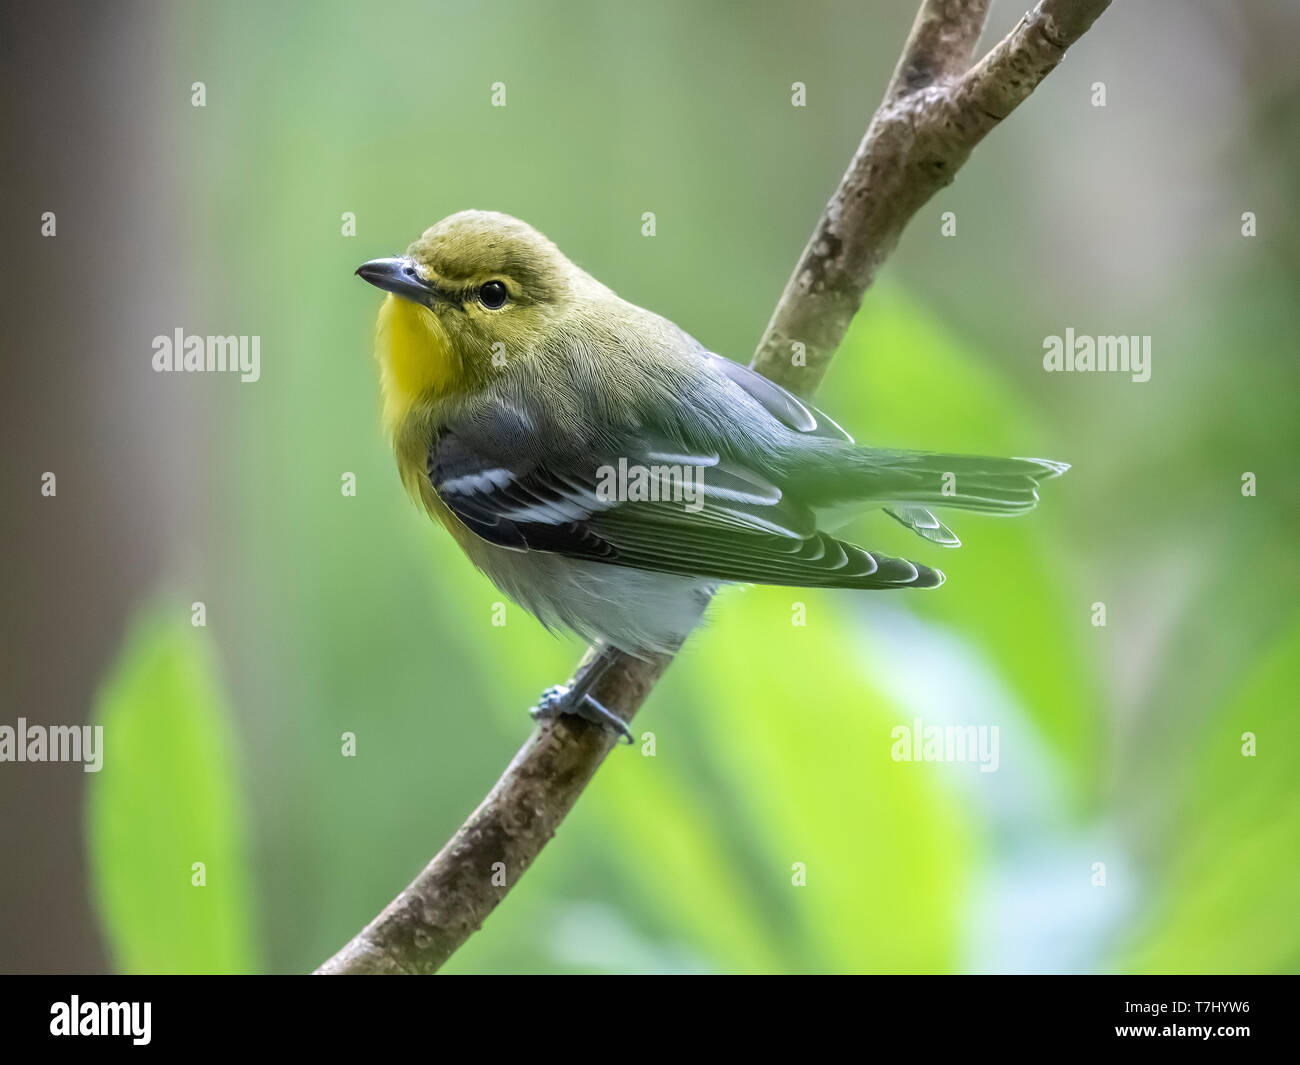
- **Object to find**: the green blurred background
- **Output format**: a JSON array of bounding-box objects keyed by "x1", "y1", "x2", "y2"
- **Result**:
[{"x1": 4, "y1": 0, "x2": 1298, "y2": 974}]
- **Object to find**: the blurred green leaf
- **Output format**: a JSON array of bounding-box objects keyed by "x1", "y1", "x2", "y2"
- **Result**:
[
  {"x1": 822, "y1": 287, "x2": 1099, "y2": 802},
  {"x1": 583, "y1": 582, "x2": 976, "y2": 974},
  {"x1": 87, "y1": 611, "x2": 259, "y2": 974},
  {"x1": 684, "y1": 586, "x2": 976, "y2": 972},
  {"x1": 1123, "y1": 617, "x2": 1300, "y2": 974},
  {"x1": 587, "y1": 740, "x2": 787, "y2": 973}
]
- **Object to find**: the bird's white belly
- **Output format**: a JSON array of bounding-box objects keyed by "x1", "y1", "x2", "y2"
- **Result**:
[{"x1": 467, "y1": 539, "x2": 715, "y2": 656}]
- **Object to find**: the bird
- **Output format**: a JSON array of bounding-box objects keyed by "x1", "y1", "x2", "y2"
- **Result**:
[{"x1": 356, "y1": 210, "x2": 1067, "y2": 740}]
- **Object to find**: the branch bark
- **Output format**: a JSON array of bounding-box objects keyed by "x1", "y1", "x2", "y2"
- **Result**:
[{"x1": 316, "y1": 0, "x2": 1111, "y2": 976}]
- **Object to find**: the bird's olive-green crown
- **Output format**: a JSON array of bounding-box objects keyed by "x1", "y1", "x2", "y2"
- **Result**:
[
  {"x1": 406, "y1": 210, "x2": 579, "y2": 304},
  {"x1": 396, "y1": 211, "x2": 618, "y2": 385}
]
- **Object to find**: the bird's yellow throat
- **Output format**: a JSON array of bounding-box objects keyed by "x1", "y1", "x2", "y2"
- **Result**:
[{"x1": 374, "y1": 293, "x2": 457, "y2": 436}]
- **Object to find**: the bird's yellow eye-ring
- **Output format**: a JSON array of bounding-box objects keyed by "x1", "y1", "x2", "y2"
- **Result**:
[{"x1": 478, "y1": 280, "x2": 509, "y2": 309}]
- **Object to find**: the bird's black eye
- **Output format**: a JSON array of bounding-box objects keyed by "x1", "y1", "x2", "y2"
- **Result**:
[{"x1": 478, "y1": 280, "x2": 509, "y2": 309}]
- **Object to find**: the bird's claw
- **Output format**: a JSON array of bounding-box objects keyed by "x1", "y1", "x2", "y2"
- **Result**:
[{"x1": 530, "y1": 683, "x2": 634, "y2": 745}]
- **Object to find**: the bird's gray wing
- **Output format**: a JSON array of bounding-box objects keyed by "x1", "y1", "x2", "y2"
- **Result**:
[
  {"x1": 429, "y1": 402, "x2": 942, "y2": 589},
  {"x1": 703, "y1": 352, "x2": 853, "y2": 442}
]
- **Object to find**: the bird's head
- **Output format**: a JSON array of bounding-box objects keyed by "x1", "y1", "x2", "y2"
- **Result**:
[{"x1": 358, "y1": 210, "x2": 597, "y2": 433}]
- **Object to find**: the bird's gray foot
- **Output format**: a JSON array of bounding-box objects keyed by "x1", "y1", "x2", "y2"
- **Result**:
[{"x1": 530, "y1": 683, "x2": 633, "y2": 745}]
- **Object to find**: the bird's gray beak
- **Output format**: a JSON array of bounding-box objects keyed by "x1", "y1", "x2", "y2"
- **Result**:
[{"x1": 355, "y1": 256, "x2": 440, "y2": 307}]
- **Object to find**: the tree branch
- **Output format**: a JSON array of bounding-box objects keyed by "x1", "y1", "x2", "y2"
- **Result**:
[
  {"x1": 751, "y1": 0, "x2": 1110, "y2": 393},
  {"x1": 315, "y1": 0, "x2": 1111, "y2": 976}
]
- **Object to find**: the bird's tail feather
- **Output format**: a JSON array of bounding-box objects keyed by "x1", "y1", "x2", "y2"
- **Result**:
[
  {"x1": 883, "y1": 504, "x2": 962, "y2": 547},
  {"x1": 849, "y1": 450, "x2": 1069, "y2": 515}
]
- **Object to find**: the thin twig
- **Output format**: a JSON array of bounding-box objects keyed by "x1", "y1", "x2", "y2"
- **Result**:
[{"x1": 315, "y1": 0, "x2": 1111, "y2": 976}]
